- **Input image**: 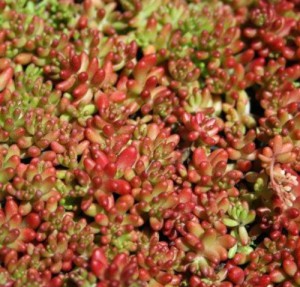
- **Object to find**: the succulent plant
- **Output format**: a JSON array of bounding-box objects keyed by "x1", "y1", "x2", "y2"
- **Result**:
[{"x1": 0, "y1": 0, "x2": 300, "y2": 286}]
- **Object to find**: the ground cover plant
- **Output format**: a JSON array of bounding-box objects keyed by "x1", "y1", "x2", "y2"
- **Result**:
[{"x1": 0, "y1": 0, "x2": 300, "y2": 286}]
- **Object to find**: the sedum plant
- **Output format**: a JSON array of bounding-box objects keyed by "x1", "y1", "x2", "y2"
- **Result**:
[{"x1": 0, "y1": 0, "x2": 300, "y2": 286}]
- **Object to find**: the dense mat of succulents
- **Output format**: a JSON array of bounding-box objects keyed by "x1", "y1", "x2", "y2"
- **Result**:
[{"x1": 1, "y1": 0, "x2": 300, "y2": 286}]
